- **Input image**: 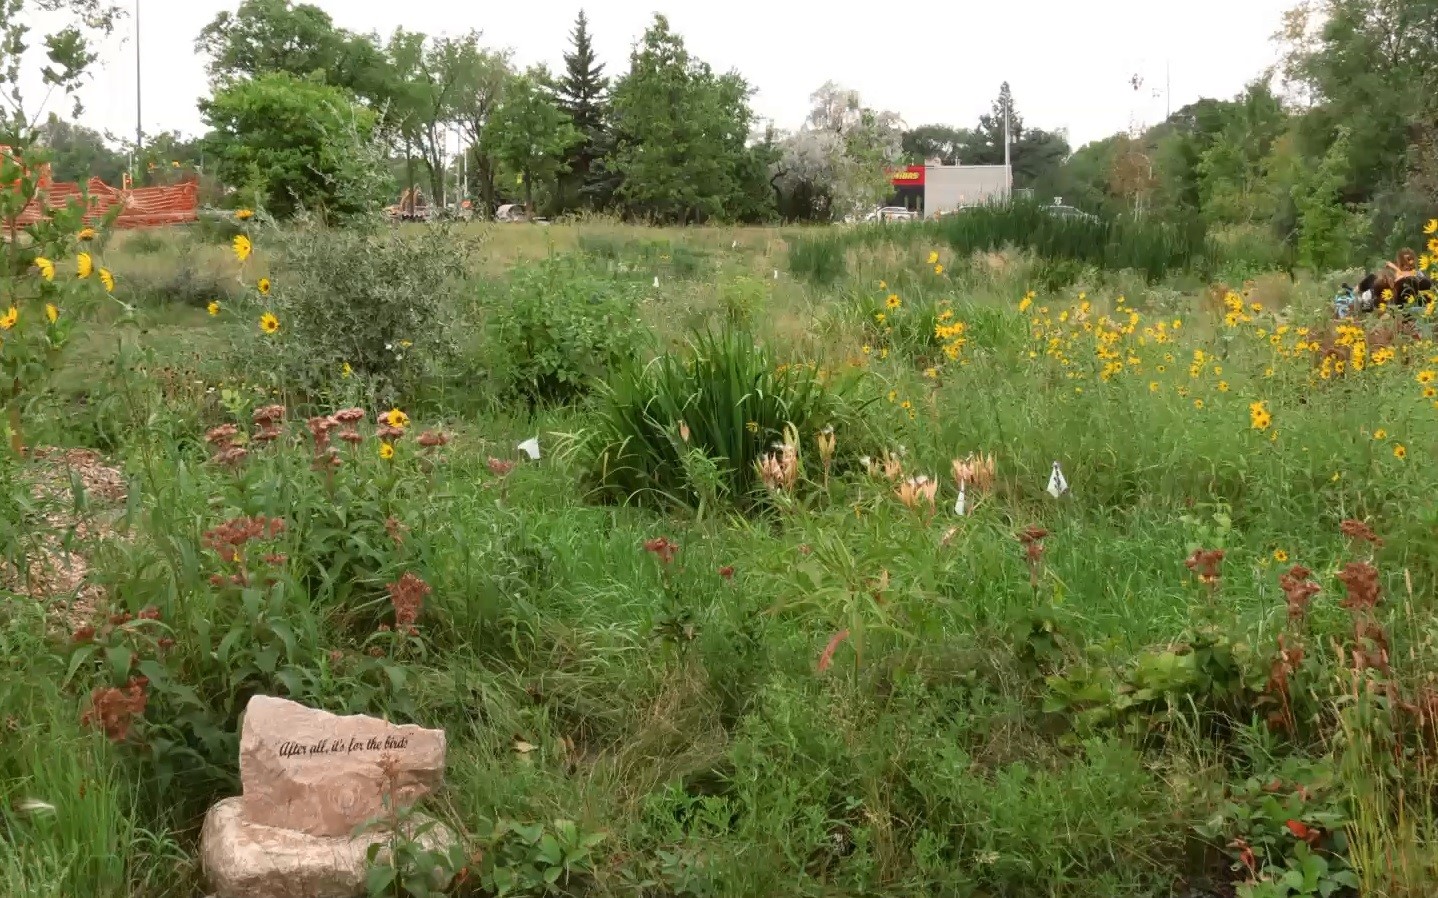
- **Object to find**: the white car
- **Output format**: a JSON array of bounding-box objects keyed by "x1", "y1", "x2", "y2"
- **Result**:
[{"x1": 863, "y1": 206, "x2": 916, "y2": 223}]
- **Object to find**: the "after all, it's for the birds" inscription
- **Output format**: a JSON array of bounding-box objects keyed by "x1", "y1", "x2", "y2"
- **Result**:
[{"x1": 278, "y1": 734, "x2": 411, "y2": 759}]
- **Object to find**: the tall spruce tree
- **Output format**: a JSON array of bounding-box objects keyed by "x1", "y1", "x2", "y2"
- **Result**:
[{"x1": 556, "y1": 9, "x2": 610, "y2": 209}]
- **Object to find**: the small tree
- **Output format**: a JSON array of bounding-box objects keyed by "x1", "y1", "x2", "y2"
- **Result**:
[
  {"x1": 482, "y1": 71, "x2": 579, "y2": 213},
  {"x1": 556, "y1": 9, "x2": 609, "y2": 210},
  {"x1": 201, "y1": 71, "x2": 392, "y2": 220},
  {"x1": 0, "y1": 0, "x2": 123, "y2": 456}
]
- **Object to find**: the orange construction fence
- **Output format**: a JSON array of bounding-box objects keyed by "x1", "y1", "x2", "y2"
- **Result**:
[{"x1": 2, "y1": 145, "x2": 199, "y2": 230}]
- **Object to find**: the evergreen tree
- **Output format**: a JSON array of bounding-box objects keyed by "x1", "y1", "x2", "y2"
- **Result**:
[{"x1": 556, "y1": 10, "x2": 609, "y2": 209}]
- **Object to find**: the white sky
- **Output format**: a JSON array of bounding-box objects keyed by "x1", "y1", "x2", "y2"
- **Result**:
[{"x1": 48, "y1": 0, "x2": 1294, "y2": 150}]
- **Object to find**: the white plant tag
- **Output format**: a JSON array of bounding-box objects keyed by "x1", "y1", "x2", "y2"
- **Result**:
[
  {"x1": 1047, "y1": 461, "x2": 1068, "y2": 498},
  {"x1": 653, "y1": 276, "x2": 660, "y2": 288},
  {"x1": 773, "y1": 268, "x2": 779, "y2": 280},
  {"x1": 954, "y1": 482, "x2": 967, "y2": 516},
  {"x1": 517, "y1": 437, "x2": 541, "y2": 461}
]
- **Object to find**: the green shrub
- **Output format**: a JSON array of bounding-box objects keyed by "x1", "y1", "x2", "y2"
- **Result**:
[
  {"x1": 584, "y1": 326, "x2": 853, "y2": 509},
  {"x1": 786, "y1": 232, "x2": 847, "y2": 285},
  {"x1": 255, "y1": 221, "x2": 469, "y2": 406},
  {"x1": 484, "y1": 255, "x2": 646, "y2": 406}
]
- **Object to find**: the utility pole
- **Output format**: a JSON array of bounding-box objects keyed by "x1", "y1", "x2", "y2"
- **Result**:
[
  {"x1": 1166, "y1": 59, "x2": 1171, "y2": 120},
  {"x1": 1003, "y1": 101, "x2": 1012, "y2": 199},
  {"x1": 134, "y1": 0, "x2": 143, "y2": 168}
]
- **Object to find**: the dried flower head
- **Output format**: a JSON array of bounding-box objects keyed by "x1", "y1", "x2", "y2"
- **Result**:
[
  {"x1": 1340, "y1": 519, "x2": 1384, "y2": 548},
  {"x1": 205, "y1": 424, "x2": 239, "y2": 446},
  {"x1": 1185, "y1": 548, "x2": 1225, "y2": 585},
  {"x1": 387, "y1": 572, "x2": 432, "y2": 631},
  {"x1": 643, "y1": 536, "x2": 679, "y2": 565},
  {"x1": 1278, "y1": 564, "x2": 1320, "y2": 626},
  {"x1": 252, "y1": 404, "x2": 286, "y2": 426},
  {"x1": 487, "y1": 457, "x2": 516, "y2": 477},
  {"x1": 1337, "y1": 561, "x2": 1382, "y2": 612},
  {"x1": 385, "y1": 516, "x2": 407, "y2": 547},
  {"x1": 81, "y1": 677, "x2": 148, "y2": 742},
  {"x1": 333, "y1": 407, "x2": 366, "y2": 424},
  {"x1": 214, "y1": 446, "x2": 249, "y2": 467},
  {"x1": 417, "y1": 429, "x2": 449, "y2": 448}
]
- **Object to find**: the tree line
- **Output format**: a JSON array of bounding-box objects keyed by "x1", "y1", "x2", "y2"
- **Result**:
[
  {"x1": 33, "y1": 0, "x2": 1432, "y2": 255},
  {"x1": 34, "y1": 0, "x2": 1074, "y2": 224}
]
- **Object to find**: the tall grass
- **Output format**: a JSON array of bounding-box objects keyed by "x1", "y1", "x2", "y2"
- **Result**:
[
  {"x1": 787, "y1": 201, "x2": 1211, "y2": 284},
  {"x1": 583, "y1": 326, "x2": 852, "y2": 509}
]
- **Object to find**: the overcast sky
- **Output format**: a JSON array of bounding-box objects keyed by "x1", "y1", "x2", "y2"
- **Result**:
[{"x1": 54, "y1": 0, "x2": 1295, "y2": 150}]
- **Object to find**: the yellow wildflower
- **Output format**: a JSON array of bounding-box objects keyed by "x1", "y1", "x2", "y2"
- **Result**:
[
  {"x1": 1395, "y1": 444, "x2": 1407, "y2": 460},
  {"x1": 934, "y1": 264, "x2": 944, "y2": 275},
  {"x1": 1418, "y1": 370, "x2": 1435, "y2": 385},
  {"x1": 76, "y1": 253, "x2": 92, "y2": 279},
  {"x1": 379, "y1": 442, "x2": 395, "y2": 461},
  {"x1": 886, "y1": 294, "x2": 901, "y2": 310},
  {"x1": 207, "y1": 301, "x2": 221, "y2": 317},
  {"x1": 927, "y1": 251, "x2": 939, "y2": 265},
  {"x1": 236, "y1": 209, "x2": 255, "y2": 220},
  {"x1": 99, "y1": 268, "x2": 114, "y2": 292},
  {"x1": 77, "y1": 227, "x2": 97, "y2": 241},
  {"x1": 342, "y1": 362, "x2": 353, "y2": 379},
  {"x1": 1427, "y1": 218, "x2": 1438, "y2": 235},
  {"x1": 0, "y1": 306, "x2": 16, "y2": 330},
  {"x1": 233, "y1": 234, "x2": 252, "y2": 262},
  {"x1": 383, "y1": 408, "x2": 410, "y2": 430},
  {"x1": 1249, "y1": 401, "x2": 1272, "y2": 431},
  {"x1": 1273, "y1": 549, "x2": 1289, "y2": 563},
  {"x1": 44, "y1": 303, "x2": 58, "y2": 324},
  {"x1": 35, "y1": 257, "x2": 54, "y2": 281},
  {"x1": 259, "y1": 312, "x2": 280, "y2": 334},
  {"x1": 258, "y1": 277, "x2": 271, "y2": 295}
]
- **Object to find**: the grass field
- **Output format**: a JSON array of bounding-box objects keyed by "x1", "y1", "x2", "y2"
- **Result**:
[{"x1": 5, "y1": 215, "x2": 1438, "y2": 898}]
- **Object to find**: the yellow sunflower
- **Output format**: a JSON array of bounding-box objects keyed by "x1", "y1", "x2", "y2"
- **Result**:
[
  {"x1": 233, "y1": 234, "x2": 253, "y2": 262},
  {"x1": 45, "y1": 303, "x2": 58, "y2": 324},
  {"x1": 77, "y1": 227, "x2": 97, "y2": 241},
  {"x1": 379, "y1": 442, "x2": 395, "y2": 461},
  {"x1": 259, "y1": 312, "x2": 280, "y2": 334},
  {"x1": 99, "y1": 268, "x2": 115, "y2": 292},
  {"x1": 0, "y1": 306, "x2": 16, "y2": 330},
  {"x1": 76, "y1": 252, "x2": 93, "y2": 279},
  {"x1": 235, "y1": 209, "x2": 255, "y2": 221},
  {"x1": 257, "y1": 277, "x2": 271, "y2": 295},
  {"x1": 35, "y1": 257, "x2": 54, "y2": 281},
  {"x1": 383, "y1": 408, "x2": 410, "y2": 430}
]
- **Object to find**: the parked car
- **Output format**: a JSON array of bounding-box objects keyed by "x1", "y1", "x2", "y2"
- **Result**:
[
  {"x1": 1043, "y1": 203, "x2": 1098, "y2": 223},
  {"x1": 863, "y1": 206, "x2": 917, "y2": 223}
]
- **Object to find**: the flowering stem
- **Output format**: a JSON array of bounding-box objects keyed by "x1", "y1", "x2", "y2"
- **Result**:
[{"x1": 6, "y1": 384, "x2": 21, "y2": 457}]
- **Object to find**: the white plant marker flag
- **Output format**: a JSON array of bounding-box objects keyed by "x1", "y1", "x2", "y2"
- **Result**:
[
  {"x1": 653, "y1": 276, "x2": 660, "y2": 288},
  {"x1": 517, "y1": 437, "x2": 541, "y2": 461},
  {"x1": 773, "y1": 269, "x2": 779, "y2": 280},
  {"x1": 1047, "y1": 461, "x2": 1069, "y2": 498},
  {"x1": 954, "y1": 482, "x2": 968, "y2": 516}
]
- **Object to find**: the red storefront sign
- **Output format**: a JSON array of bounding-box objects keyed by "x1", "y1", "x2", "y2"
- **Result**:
[{"x1": 889, "y1": 165, "x2": 925, "y2": 187}]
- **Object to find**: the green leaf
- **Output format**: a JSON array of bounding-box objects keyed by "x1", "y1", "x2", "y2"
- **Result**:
[
  {"x1": 105, "y1": 645, "x2": 134, "y2": 682},
  {"x1": 364, "y1": 862, "x2": 396, "y2": 894}
]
